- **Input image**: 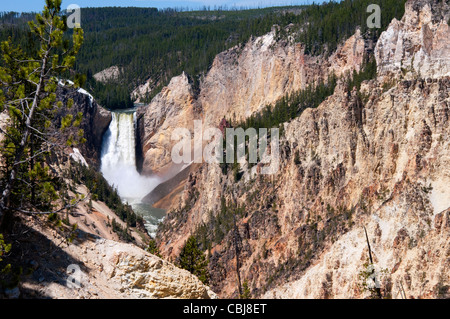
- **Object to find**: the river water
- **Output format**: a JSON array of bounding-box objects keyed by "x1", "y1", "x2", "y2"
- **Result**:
[{"x1": 100, "y1": 108, "x2": 164, "y2": 238}]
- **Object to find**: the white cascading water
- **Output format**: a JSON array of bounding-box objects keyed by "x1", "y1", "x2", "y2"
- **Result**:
[{"x1": 100, "y1": 111, "x2": 160, "y2": 202}]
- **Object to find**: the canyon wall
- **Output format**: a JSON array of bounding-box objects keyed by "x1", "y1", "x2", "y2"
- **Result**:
[
  {"x1": 136, "y1": 27, "x2": 366, "y2": 175},
  {"x1": 154, "y1": 0, "x2": 450, "y2": 299}
]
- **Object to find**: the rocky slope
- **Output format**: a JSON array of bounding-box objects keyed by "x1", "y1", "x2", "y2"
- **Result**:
[
  {"x1": 136, "y1": 72, "x2": 197, "y2": 175},
  {"x1": 153, "y1": 0, "x2": 450, "y2": 299},
  {"x1": 259, "y1": 74, "x2": 450, "y2": 298},
  {"x1": 0, "y1": 159, "x2": 216, "y2": 299},
  {"x1": 11, "y1": 214, "x2": 216, "y2": 299}
]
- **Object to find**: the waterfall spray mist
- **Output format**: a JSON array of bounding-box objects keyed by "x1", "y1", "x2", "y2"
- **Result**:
[{"x1": 100, "y1": 111, "x2": 160, "y2": 203}]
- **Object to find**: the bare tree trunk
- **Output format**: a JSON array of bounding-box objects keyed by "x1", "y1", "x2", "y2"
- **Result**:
[
  {"x1": 233, "y1": 214, "x2": 243, "y2": 297},
  {"x1": 0, "y1": 52, "x2": 49, "y2": 229}
]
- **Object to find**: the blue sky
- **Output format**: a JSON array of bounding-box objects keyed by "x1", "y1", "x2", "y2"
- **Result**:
[{"x1": 3, "y1": 0, "x2": 316, "y2": 12}]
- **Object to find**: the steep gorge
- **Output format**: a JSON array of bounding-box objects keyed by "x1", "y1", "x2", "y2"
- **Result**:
[
  {"x1": 144, "y1": 0, "x2": 450, "y2": 299},
  {"x1": 1, "y1": 81, "x2": 217, "y2": 299},
  {"x1": 3, "y1": 0, "x2": 448, "y2": 300}
]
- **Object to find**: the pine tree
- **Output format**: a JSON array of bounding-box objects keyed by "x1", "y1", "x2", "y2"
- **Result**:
[
  {"x1": 240, "y1": 280, "x2": 251, "y2": 299},
  {"x1": 0, "y1": 0, "x2": 84, "y2": 229},
  {"x1": 0, "y1": 233, "x2": 13, "y2": 286},
  {"x1": 178, "y1": 236, "x2": 210, "y2": 285},
  {"x1": 146, "y1": 239, "x2": 161, "y2": 258}
]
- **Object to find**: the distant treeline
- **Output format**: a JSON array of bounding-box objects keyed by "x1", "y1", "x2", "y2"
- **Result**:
[
  {"x1": 0, "y1": 0, "x2": 406, "y2": 109},
  {"x1": 292, "y1": 0, "x2": 406, "y2": 55}
]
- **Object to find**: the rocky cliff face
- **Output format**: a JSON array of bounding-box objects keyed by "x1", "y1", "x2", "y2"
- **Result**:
[
  {"x1": 155, "y1": 0, "x2": 450, "y2": 299},
  {"x1": 375, "y1": 0, "x2": 450, "y2": 81},
  {"x1": 136, "y1": 72, "x2": 197, "y2": 175},
  {"x1": 259, "y1": 74, "x2": 450, "y2": 299},
  {"x1": 93, "y1": 66, "x2": 121, "y2": 83},
  {"x1": 137, "y1": 27, "x2": 366, "y2": 175}
]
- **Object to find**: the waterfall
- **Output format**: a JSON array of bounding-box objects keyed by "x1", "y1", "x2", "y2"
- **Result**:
[{"x1": 100, "y1": 111, "x2": 160, "y2": 202}]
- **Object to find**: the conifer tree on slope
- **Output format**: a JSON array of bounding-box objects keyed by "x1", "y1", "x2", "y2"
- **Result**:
[
  {"x1": 0, "y1": 0, "x2": 84, "y2": 228},
  {"x1": 178, "y1": 236, "x2": 210, "y2": 285}
]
